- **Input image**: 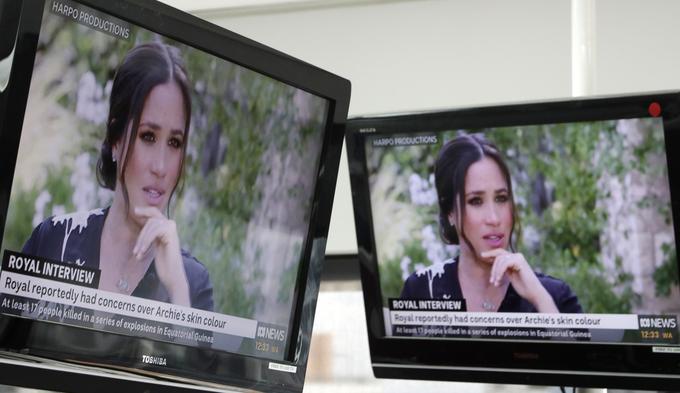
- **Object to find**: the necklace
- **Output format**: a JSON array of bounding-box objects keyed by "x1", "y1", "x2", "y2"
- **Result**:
[
  {"x1": 481, "y1": 299, "x2": 496, "y2": 311},
  {"x1": 114, "y1": 250, "x2": 153, "y2": 294},
  {"x1": 481, "y1": 285, "x2": 508, "y2": 311},
  {"x1": 117, "y1": 277, "x2": 130, "y2": 293}
]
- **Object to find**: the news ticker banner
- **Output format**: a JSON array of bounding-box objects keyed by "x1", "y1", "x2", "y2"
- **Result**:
[
  {"x1": 0, "y1": 250, "x2": 288, "y2": 357},
  {"x1": 388, "y1": 298, "x2": 679, "y2": 344}
]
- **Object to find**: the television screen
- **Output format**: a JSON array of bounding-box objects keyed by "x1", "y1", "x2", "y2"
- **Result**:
[
  {"x1": 346, "y1": 92, "x2": 680, "y2": 390},
  {"x1": 0, "y1": 0, "x2": 350, "y2": 392}
]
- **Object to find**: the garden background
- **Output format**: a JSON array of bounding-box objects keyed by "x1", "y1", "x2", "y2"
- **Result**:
[
  {"x1": 1, "y1": 6, "x2": 328, "y2": 329},
  {"x1": 368, "y1": 118, "x2": 678, "y2": 314}
]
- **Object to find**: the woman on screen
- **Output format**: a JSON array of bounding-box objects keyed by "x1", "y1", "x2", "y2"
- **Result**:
[
  {"x1": 400, "y1": 134, "x2": 581, "y2": 313},
  {"x1": 22, "y1": 42, "x2": 213, "y2": 311}
]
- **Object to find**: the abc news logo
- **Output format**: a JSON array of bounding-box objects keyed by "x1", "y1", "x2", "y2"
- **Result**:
[
  {"x1": 256, "y1": 325, "x2": 286, "y2": 342},
  {"x1": 638, "y1": 316, "x2": 678, "y2": 329}
]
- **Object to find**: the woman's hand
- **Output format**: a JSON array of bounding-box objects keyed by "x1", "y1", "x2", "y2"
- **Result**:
[
  {"x1": 481, "y1": 248, "x2": 559, "y2": 313},
  {"x1": 132, "y1": 206, "x2": 190, "y2": 307}
]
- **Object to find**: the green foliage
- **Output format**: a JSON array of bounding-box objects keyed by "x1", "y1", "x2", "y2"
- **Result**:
[
  {"x1": 278, "y1": 244, "x2": 302, "y2": 306},
  {"x1": 2, "y1": 11, "x2": 327, "y2": 325},
  {"x1": 366, "y1": 142, "x2": 448, "y2": 303},
  {"x1": 654, "y1": 243, "x2": 678, "y2": 297},
  {"x1": 488, "y1": 121, "x2": 637, "y2": 313},
  {"x1": 177, "y1": 207, "x2": 255, "y2": 318},
  {"x1": 3, "y1": 188, "x2": 39, "y2": 254},
  {"x1": 380, "y1": 239, "x2": 428, "y2": 304},
  {"x1": 573, "y1": 263, "x2": 637, "y2": 314},
  {"x1": 370, "y1": 118, "x2": 674, "y2": 313},
  {"x1": 3, "y1": 166, "x2": 74, "y2": 253}
]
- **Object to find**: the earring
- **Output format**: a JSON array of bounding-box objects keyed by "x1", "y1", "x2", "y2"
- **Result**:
[{"x1": 112, "y1": 156, "x2": 117, "y2": 163}]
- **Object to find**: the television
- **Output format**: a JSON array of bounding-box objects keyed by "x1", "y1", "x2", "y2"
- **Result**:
[
  {"x1": 345, "y1": 92, "x2": 680, "y2": 390},
  {"x1": 0, "y1": 0, "x2": 350, "y2": 392}
]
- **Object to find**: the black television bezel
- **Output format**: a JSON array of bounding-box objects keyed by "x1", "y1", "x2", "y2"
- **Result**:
[
  {"x1": 0, "y1": 0, "x2": 350, "y2": 392},
  {"x1": 345, "y1": 91, "x2": 680, "y2": 390}
]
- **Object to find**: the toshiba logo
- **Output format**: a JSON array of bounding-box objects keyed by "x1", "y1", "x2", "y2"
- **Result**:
[{"x1": 141, "y1": 355, "x2": 167, "y2": 366}]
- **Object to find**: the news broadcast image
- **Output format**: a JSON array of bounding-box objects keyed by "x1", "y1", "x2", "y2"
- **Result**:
[
  {"x1": 0, "y1": 0, "x2": 328, "y2": 360},
  {"x1": 366, "y1": 119, "x2": 679, "y2": 344}
]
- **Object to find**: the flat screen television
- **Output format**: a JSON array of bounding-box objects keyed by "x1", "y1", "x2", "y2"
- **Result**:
[
  {"x1": 345, "y1": 92, "x2": 680, "y2": 390},
  {"x1": 0, "y1": 0, "x2": 350, "y2": 392}
]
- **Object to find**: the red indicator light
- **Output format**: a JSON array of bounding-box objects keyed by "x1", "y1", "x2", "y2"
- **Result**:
[{"x1": 648, "y1": 102, "x2": 662, "y2": 117}]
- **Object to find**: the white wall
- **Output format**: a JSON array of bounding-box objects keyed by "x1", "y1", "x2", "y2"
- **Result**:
[
  {"x1": 162, "y1": 0, "x2": 680, "y2": 255},
  {"x1": 594, "y1": 0, "x2": 680, "y2": 95},
  {"x1": 165, "y1": 0, "x2": 572, "y2": 254}
]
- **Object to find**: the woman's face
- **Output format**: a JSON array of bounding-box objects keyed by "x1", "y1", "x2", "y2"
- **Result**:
[
  {"x1": 115, "y1": 81, "x2": 186, "y2": 222},
  {"x1": 452, "y1": 156, "x2": 513, "y2": 262}
]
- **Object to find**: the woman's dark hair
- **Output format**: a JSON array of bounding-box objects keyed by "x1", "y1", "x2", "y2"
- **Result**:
[
  {"x1": 97, "y1": 42, "x2": 192, "y2": 210},
  {"x1": 434, "y1": 133, "x2": 519, "y2": 253}
]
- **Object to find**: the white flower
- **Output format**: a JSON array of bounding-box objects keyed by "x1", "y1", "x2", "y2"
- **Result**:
[
  {"x1": 427, "y1": 247, "x2": 445, "y2": 266},
  {"x1": 446, "y1": 244, "x2": 459, "y2": 257},
  {"x1": 408, "y1": 173, "x2": 437, "y2": 206},
  {"x1": 182, "y1": 187, "x2": 200, "y2": 218},
  {"x1": 522, "y1": 225, "x2": 541, "y2": 249},
  {"x1": 421, "y1": 225, "x2": 436, "y2": 242},
  {"x1": 97, "y1": 187, "x2": 113, "y2": 206},
  {"x1": 75, "y1": 72, "x2": 109, "y2": 124},
  {"x1": 52, "y1": 205, "x2": 66, "y2": 217},
  {"x1": 70, "y1": 153, "x2": 96, "y2": 212},
  {"x1": 400, "y1": 256, "x2": 412, "y2": 281},
  {"x1": 421, "y1": 224, "x2": 447, "y2": 264},
  {"x1": 32, "y1": 190, "x2": 52, "y2": 227}
]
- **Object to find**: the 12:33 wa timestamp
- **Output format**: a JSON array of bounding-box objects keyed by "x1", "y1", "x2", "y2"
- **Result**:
[{"x1": 255, "y1": 340, "x2": 280, "y2": 354}]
